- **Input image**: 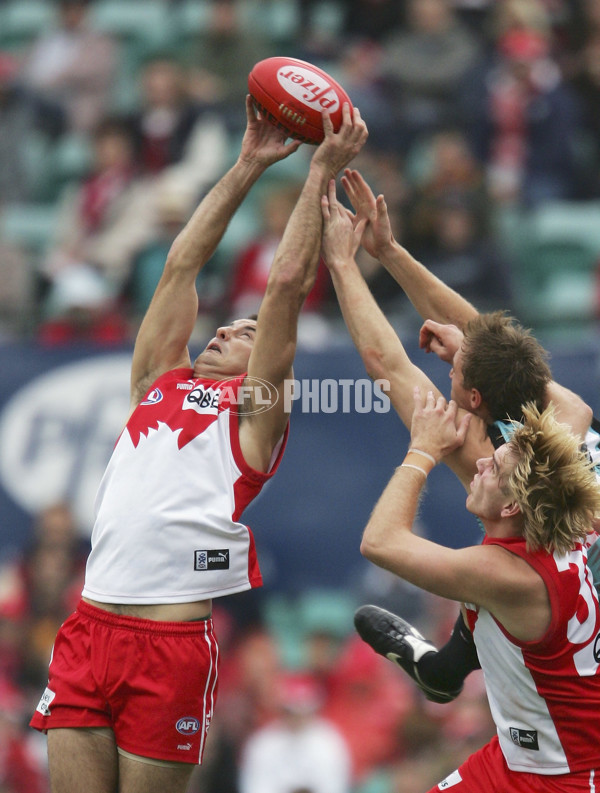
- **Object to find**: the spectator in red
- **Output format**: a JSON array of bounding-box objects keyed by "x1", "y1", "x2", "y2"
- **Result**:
[
  {"x1": 36, "y1": 264, "x2": 130, "y2": 346},
  {"x1": 129, "y1": 53, "x2": 228, "y2": 196},
  {"x1": 42, "y1": 116, "x2": 157, "y2": 290},
  {"x1": 0, "y1": 504, "x2": 88, "y2": 695},
  {"x1": 0, "y1": 676, "x2": 47, "y2": 793},
  {"x1": 460, "y1": 2, "x2": 584, "y2": 206},
  {"x1": 228, "y1": 181, "x2": 331, "y2": 320},
  {"x1": 309, "y1": 631, "x2": 415, "y2": 784}
]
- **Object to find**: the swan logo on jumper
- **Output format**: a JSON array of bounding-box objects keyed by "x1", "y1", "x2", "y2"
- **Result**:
[
  {"x1": 176, "y1": 718, "x2": 200, "y2": 736},
  {"x1": 194, "y1": 549, "x2": 230, "y2": 571},
  {"x1": 141, "y1": 388, "x2": 163, "y2": 406},
  {"x1": 509, "y1": 728, "x2": 539, "y2": 750}
]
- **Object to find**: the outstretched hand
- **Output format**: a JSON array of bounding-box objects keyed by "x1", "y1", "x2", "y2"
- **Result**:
[
  {"x1": 341, "y1": 169, "x2": 395, "y2": 258},
  {"x1": 409, "y1": 386, "x2": 472, "y2": 463},
  {"x1": 238, "y1": 95, "x2": 302, "y2": 168},
  {"x1": 321, "y1": 179, "x2": 367, "y2": 270},
  {"x1": 312, "y1": 104, "x2": 369, "y2": 178},
  {"x1": 419, "y1": 320, "x2": 464, "y2": 364}
]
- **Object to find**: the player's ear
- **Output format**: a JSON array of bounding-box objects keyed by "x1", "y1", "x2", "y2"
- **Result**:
[
  {"x1": 469, "y1": 388, "x2": 482, "y2": 411},
  {"x1": 501, "y1": 501, "x2": 521, "y2": 519}
]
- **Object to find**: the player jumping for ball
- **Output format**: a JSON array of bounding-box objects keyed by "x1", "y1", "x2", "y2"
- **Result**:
[{"x1": 30, "y1": 99, "x2": 367, "y2": 793}]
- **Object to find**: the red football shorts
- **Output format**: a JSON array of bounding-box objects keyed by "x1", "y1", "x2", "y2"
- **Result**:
[
  {"x1": 30, "y1": 599, "x2": 219, "y2": 765},
  {"x1": 429, "y1": 736, "x2": 598, "y2": 793}
]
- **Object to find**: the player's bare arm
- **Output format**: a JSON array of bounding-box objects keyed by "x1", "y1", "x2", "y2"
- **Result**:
[
  {"x1": 129, "y1": 96, "x2": 301, "y2": 414},
  {"x1": 321, "y1": 178, "x2": 439, "y2": 426},
  {"x1": 360, "y1": 388, "x2": 551, "y2": 642},
  {"x1": 342, "y1": 168, "x2": 479, "y2": 328},
  {"x1": 345, "y1": 171, "x2": 596, "y2": 448},
  {"x1": 239, "y1": 105, "x2": 368, "y2": 472},
  {"x1": 544, "y1": 381, "x2": 593, "y2": 440},
  {"x1": 321, "y1": 180, "x2": 492, "y2": 489}
]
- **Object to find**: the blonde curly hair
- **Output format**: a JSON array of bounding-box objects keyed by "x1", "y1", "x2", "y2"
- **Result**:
[{"x1": 502, "y1": 404, "x2": 600, "y2": 555}]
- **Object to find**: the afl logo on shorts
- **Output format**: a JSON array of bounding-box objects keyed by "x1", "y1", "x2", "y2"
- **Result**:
[
  {"x1": 176, "y1": 717, "x2": 200, "y2": 735},
  {"x1": 141, "y1": 388, "x2": 163, "y2": 406}
]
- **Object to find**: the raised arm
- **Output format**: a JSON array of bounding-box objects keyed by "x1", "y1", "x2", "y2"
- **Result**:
[
  {"x1": 239, "y1": 105, "x2": 369, "y2": 472},
  {"x1": 544, "y1": 382, "x2": 593, "y2": 440},
  {"x1": 360, "y1": 389, "x2": 476, "y2": 601},
  {"x1": 321, "y1": 180, "x2": 491, "y2": 489},
  {"x1": 342, "y1": 169, "x2": 478, "y2": 329},
  {"x1": 129, "y1": 96, "x2": 302, "y2": 412},
  {"x1": 359, "y1": 389, "x2": 550, "y2": 642},
  {"x1": 346, "y1": 171, "x2": 596, "y2": 436}
]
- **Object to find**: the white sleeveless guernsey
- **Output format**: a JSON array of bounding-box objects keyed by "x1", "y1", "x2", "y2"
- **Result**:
[
  {"x1": 464, "y1": 535, "x2": 600, "y2": 775},
  {"x1": 82, "y1": 368, "x2": 287, "y2": 604}
]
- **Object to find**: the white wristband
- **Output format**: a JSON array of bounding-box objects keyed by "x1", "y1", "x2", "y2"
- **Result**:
[
  {"x1": 400, "y1": 463, "x2": 428, "y2": 478},
  {"x1": 408, "y1": 448, "x2": 437, "y2": 466}
]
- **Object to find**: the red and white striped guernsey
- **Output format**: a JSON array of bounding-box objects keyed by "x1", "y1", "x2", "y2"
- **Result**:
[
  {"x1": 82, "y1": 368, "x2": 287, "y2": 604},
  {"x1": 464, "y1": 535, "x2": 600, "y2": 775}
]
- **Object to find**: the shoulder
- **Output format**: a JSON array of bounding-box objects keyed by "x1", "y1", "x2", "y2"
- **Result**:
[
  {"x1": 479, "y1": 537, "x2": 552, "y2": 604},
  {"x1": 472, "y1": 542, "x2": 551, "y2": 639},
  {"x1": 464, "y1": 540, "x2": 547, "y2": 604},
  {"x1": 130, "y1": 366, "x2": 194, "y2": 411}
]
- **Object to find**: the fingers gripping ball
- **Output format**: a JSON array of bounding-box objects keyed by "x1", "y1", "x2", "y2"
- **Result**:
[{"x1": 248, "y1": 56, "x2": 353, "y2": 145}]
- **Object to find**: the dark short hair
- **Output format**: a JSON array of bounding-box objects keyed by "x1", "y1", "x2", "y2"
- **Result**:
[{"x1": 461, "y1": 311, "x2": 551, "y2": 422}]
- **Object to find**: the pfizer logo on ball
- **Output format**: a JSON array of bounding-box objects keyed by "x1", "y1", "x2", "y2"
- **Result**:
[{"x1": 276, "y1": 65, "x2": 340, "y2": 112}]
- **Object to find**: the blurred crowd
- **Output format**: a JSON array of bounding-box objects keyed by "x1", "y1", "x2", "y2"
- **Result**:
[
  {"x1": 2, "y1": 0, "x2": 600, "y2": 346},
  {"x1": 1, "y1": 0, "x2": 600, "y2": 790}
]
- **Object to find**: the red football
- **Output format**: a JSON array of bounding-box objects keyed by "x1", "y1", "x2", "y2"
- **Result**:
[{"x1": 248, "y1": 56, "x2": 353, "y2": 145}]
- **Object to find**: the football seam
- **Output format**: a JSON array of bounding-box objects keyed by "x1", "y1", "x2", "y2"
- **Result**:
[
  {"x1": 278, "y1": 104, "x2": 307, "y2": 127},
  {"x1": 249, "y1": 96, "x2": 319, "y2": 143}
]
